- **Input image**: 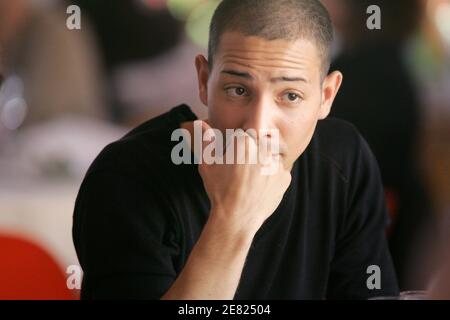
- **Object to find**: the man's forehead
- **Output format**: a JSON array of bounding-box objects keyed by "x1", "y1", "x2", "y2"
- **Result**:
[{"x1": 215, "y1": 32, "x2": 321, "y2": 75}]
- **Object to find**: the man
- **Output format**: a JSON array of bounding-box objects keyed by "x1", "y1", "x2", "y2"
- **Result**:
[{"x1": 73, "y1": 0, "x2": 399, "y2": 299}]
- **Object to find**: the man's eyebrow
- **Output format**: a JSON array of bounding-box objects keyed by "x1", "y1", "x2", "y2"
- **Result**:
[
  {"x1": 221, "y1": 70, "x2": 253, "y2": 79},
  {"x1": 270, "y1": 76, "x2": 308, "y2": 83},
  {"x1": 221, "y1": 70, "x2": 308, "y2": 83}
]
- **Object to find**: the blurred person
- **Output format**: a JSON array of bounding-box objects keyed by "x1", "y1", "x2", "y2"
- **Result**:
[
  {"x1": 72, "y1": 0, "x2": 197, "y2": 124},
  {"x1": 323, "y1": 0, "x2": 434, "y2": 290},
  {"x1": 412, "y1": 1, "x2": 450, "y2": 299},
  {"x1": 406, "y1": 0, "x2": 450, "y2": 231},
  {"x1": 0, "y1": 0, "x2": 127, "y2": 180},
  {"x1": 73, "y1": 0, "x2": 183, "y2": 72},
  {"x1": 73, "y1": 0, "x2": 399, "y2": 299},
  {"x1": 0, "y1": 0, "x2": 106, "y2": 128}
]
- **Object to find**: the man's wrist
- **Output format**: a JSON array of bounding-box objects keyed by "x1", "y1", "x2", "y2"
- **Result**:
[{"x1": 208, "y1": 206, "x2": 262, "y2": 240}]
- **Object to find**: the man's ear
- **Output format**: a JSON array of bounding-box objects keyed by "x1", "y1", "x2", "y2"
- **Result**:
[
  {"x1": 195, "y1": 54, "x2": 210, "y2": 106},
  {"x1": 318, "y1": 70, "x2": 343, "y2": 119}
]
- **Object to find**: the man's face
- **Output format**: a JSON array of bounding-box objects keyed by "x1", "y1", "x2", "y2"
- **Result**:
[{"x1": 195, "y1": 31, "x2": 342, "y2": 170}]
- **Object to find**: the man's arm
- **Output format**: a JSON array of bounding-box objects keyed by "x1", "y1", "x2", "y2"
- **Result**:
[
  {"x1": 163, "y1": 120, "x2": 291, "y2": 299},
  {"x1": 161, "y1": 210, "x2": 255, "y2": 300}
]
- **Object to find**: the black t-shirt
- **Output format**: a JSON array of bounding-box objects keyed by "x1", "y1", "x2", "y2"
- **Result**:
[{"x1": 72, "y1": 104, "x2": 399, "y2": 299}]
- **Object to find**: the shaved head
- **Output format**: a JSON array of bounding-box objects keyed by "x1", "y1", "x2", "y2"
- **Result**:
[{"x1": 208, "y1": 0, "x2": 334, "y2": 78}]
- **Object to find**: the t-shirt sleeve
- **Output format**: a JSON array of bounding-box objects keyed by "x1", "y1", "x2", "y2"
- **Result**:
[
  {"x1": 326, "y1": 134, "x2": 399, "y2": 299},
  {"x1": 73, "y1": 169, "x2": 179, "y2": 299}
]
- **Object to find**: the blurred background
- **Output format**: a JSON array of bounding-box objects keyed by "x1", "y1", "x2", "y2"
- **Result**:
[{"x1": 0, "y1": 0, "x2": 449, "y2": 299}]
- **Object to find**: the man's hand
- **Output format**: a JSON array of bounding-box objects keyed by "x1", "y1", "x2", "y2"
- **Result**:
[
  {"x1": 197, "y1": 120, "x2": 292, "y2": 234},
  {"x1": 162, "y1": 120, "x2": 292, "y2": 300}
]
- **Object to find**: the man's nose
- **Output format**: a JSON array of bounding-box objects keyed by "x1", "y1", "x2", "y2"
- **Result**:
[{"x1": 242, "y1": 96, "x2": 275, "y2": 139}]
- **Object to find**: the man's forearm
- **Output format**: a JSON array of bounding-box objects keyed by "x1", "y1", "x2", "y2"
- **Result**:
[{"x1": 161, "y1": 209, "x2": 257, "y2": 300}]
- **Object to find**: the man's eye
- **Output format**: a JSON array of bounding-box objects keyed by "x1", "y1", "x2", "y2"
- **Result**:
[
  {"x1": 226, "y1": 87, "x2": 248, "y2": 97},
  {"x1": 283, "y1": 92, "x2": 302, "y2": 103}
]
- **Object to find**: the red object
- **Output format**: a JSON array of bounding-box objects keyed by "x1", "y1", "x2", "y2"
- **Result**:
[
  {"x1": 384, "y1": 187, "x2": 399, "y2": 237},
  {"x1": 0, "y1": 233, "x2": 76, "y2": 300}
]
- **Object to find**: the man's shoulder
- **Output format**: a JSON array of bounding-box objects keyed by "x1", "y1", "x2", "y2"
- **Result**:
[
  {"x1": 313, "y1": 117, "x2": 363, "y2": 151},
  {"x1": 307, "y1": 117, "x2": 375, "y2": 181},
  {"x1": 85, "y1": 104, "x2": 197, "y2": 178},
  {"x1": 122, "y1": 104, "x2": 197, "y2": 140}
]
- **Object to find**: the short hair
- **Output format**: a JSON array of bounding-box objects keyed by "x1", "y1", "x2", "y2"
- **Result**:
[{"x1": 208, "y1": 0, "x2": 334, "y2": 78}]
